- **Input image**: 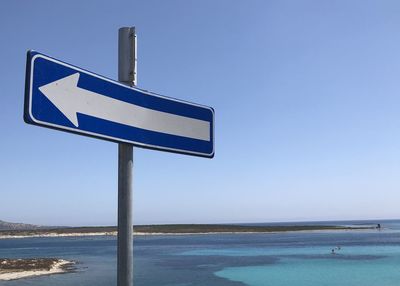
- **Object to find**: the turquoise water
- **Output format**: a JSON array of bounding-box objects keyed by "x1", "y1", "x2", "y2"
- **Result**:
[
  {"x1": 1, "y1": 220, "x2": 400, "y2": 285},
  {"x1": 216, "y1": 257, "x2": 400, "y2": 286},
  {"x1": 212, "y1": 245, "x2": 400, "y2": 286},
  {"x1": 181, "y1": 220, "x2": 400, "y2": 286}
]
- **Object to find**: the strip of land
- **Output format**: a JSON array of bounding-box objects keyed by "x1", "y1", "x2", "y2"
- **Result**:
[
  {"x1": 0, "y1": 224, "x2": 377, "y2": 239},
  {"x1": 0, "y1": 258, "x2": 74, "y2": 281}
]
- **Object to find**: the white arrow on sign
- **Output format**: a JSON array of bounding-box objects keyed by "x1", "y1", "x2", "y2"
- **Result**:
[{"x1": 38, "y1": 73, "x2": 210, "y2": 141}]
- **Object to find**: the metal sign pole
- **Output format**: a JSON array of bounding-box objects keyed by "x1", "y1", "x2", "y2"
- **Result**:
[{"x1": 117, "y1": 27, "x2": 136, "y2": 286}]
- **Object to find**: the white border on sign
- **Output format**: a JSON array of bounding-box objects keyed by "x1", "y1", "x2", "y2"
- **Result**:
[{"x1": 28, "y1": 53, "x2": 215, "y2": 157}]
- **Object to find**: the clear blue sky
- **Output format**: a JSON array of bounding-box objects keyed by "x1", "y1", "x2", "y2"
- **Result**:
[{"x1": 1, "y1": 0, "x2": 400, "y2": 226}]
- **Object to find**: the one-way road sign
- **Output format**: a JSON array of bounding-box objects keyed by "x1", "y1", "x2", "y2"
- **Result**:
[{"x1": 24, "y1": 51, "x2": 214, "y2": 158}]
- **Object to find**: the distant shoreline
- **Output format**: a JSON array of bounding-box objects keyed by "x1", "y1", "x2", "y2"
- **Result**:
[{"x1": 0, "y1": 224, "x2": 378, "y2": 239}]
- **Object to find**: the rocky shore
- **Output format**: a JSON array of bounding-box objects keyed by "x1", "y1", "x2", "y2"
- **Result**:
[{"x1": 0, "y1": 258, "x2": 75, "y2": 280}]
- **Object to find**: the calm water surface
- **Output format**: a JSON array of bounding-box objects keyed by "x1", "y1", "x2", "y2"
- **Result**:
[{"x1": 1, "y1": 220, "x2": 400, "y2": 286}]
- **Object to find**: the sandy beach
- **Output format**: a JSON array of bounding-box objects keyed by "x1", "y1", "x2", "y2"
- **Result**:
[
  {"x1": 0, "y1": 228, "x2": 377, "y2": 240},
  {"x1": 0, "y1": 258, "x2": 74, "y2": 281},
  {"x1": 0, "y1": 223, "x2": 378, "y2": 240},
  {"x1": 0, "y1": 232, "x2": 118, "y2": 240}
]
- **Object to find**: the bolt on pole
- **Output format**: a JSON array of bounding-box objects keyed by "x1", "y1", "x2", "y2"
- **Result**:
[{"x1": 117, "y1": 26, "x2": 136, "y2": 286}]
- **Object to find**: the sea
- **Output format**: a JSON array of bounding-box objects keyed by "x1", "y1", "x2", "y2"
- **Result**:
[{"x1": 1, "y1": 220, "x2": 400, "y2": 286}]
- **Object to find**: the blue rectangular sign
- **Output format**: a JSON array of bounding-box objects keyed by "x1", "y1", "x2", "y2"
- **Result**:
[{"x1": 24, "y1": 51, "x2": 214, "y2": 158}]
